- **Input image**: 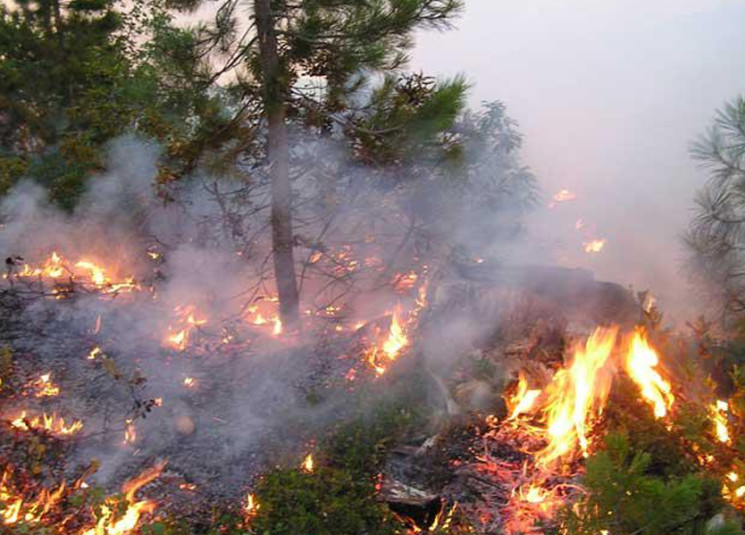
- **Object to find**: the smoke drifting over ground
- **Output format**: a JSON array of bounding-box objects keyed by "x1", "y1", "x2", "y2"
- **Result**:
[{"x1": 0, "y1": 126, "x2": 543, "y2": 501}]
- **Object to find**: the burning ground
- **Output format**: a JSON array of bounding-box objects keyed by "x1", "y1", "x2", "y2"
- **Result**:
[{"x1": 1, "y1": 140, "x2": 745, "y2": 534}]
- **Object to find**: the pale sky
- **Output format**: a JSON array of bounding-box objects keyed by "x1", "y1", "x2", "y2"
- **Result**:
[{"x1": 411, "y1": 0, "x2": 745, "y2": 318}]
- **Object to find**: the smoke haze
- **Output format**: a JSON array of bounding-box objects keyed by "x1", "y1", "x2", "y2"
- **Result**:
[{"x1": 412, "y1": 0, "x2": 745, "y2": 321}]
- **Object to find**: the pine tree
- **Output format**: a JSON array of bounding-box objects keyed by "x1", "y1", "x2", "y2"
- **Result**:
[{"x1": 175, "y1": 0, "x2": 465, "y2": 327}]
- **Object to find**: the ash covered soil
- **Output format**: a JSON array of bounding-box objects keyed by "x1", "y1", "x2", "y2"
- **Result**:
[{"x1": 0, "y1": 287, "x2": 375, "y2": 515}]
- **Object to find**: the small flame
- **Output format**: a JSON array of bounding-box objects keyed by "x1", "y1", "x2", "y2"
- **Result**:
[
  {"x1": 272, "y1": 318, "x2": 282, "y2": 336},
  {"x1": 183, "y1": 377, "x2": 196, "y2": 388},
  {"x1": 124, "y1": 419, "x2": 136, "y2": 445},
  {"x1": 552, "y1": 189, "x2": 578, "y2": 203},
  {"x1": 583, "y1": 239, "x2": 607, "y2": 254},
  {"x1": 301, "y1": 454, "x2": 314, "y2": 473},
  {"x1": 30, "y1": 373, "x2": 59, "y2": 397},
  {"x1": 87, "y1": 347, "x2": 101, "y2": 361},
  {"x1": 80, "y1": 461, "x2": 166, "y2": 535},
  {"x1": 506, "y1": 372, "x2": 542, "y2": 421},
  {"x1": 711, "y1": 400, "x2": 730, "y2": 444},
  {"x1": 10, "y1": 411, "x2": 83, "y2": 437},
  {"x1": 244, "y1": 493, "x2": 260, "y2": 519}
]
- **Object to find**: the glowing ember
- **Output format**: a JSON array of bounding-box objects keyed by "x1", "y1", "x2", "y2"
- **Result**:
[
  {"x1": 624, "y1": 329, "x2": 674, "y2": 419},
  {"x1": 301, "y1": 454, "x2": 314, "y2": 473},
  {"x1": 87, "y1": 347, "x2": 102, "y2": 360},
  {"x1": 582, "y1": 239, "x2": 606, "y2": 254},
  {"x1": 183, "y1": 377, "x2": 196, "y2": 388},
  {"x1": 10, "y1": 411, "x2": 83, "y2": 437}
]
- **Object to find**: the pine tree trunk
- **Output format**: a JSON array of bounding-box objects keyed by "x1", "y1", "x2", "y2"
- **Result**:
[{"x1": 255, "y1": 0, "x2": 301, "y2": 328}]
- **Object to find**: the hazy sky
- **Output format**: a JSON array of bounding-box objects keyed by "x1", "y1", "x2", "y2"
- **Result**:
[{"x1": 411, "y1": 0, "x2": 745, "y2": 318}]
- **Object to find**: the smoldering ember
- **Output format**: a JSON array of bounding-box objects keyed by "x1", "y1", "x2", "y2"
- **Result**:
[{"x1": 2, "y1": 2, "x2": 745, "y2": 535}]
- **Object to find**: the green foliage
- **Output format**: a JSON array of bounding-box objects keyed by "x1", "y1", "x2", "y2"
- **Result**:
[
  {"x1": 252, "y1": 467, "x2": 401, "y2": 535},
  {"x1": 560, "y1": 433, "x2": 739, "y2": 535},
  {"x1": 686, "y1": 96, "x2": 745, "y2": 321},
  {"x1": 0, "y1": 0, "x2": 224, "y2": 206},
  {"x1": 323, "y1": 400, "x2": 417, "y2": 477},
  {"x1": 251, "y1": 374, "x2": 424, "y2": 534}
]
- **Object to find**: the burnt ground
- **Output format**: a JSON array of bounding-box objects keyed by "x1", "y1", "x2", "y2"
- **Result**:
[{"x1": 0, "y1": 263, "x2": 642, "y2": 526}]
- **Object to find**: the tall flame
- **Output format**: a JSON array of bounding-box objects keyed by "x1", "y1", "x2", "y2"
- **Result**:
[
  {"x1": 536, "y1": 326, "x2": 618, "y2": 468},
  {"x1": 625, "y1": 329, "x2": 674, "y2": 419}
]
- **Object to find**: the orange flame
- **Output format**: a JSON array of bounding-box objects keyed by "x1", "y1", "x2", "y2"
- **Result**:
[
  {"x1": 10, "y1": 411, "x2": 83, "y2": 437},
  {"x1": 80, "y1": 461, "x2": 166, "y2": 535},
  {"x1": 30, "y1": 373, "x2": 59, "y2": 397},
  {"x1": 583, "y1": 239, "x2": 607, "y2": 254},
  {"x1": 244, "y1": 493, "x2": 260, "y2": 520},
  {"x1": 711, "y1": 400, "x2": 730, "y2": 444},
  {"x1": 301, "y1": 454, "x2": 314, "y2": 473},
  {"x1": 625, "y1": 329, "x2": 674, "y2": 419},
  {"x1": 0, "y1": 467, "x2": 67, "y2": 526},
  {"x1": 124, "y1": 419, "x2": 136, "y2": 445},
  {"x1": 506, "y1": 372, "x2": 542, "y2": 421},
  {"x1": 366, "y1": 307, "x2": 409, "y2": 376},
  {"x1": 536, "y1": 326, "x2": 618, "y2": 468}
]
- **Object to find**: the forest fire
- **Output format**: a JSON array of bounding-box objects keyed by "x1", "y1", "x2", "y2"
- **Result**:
[{"x1": 477, "y1": 325, "x2": 701, "y2": 533}]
